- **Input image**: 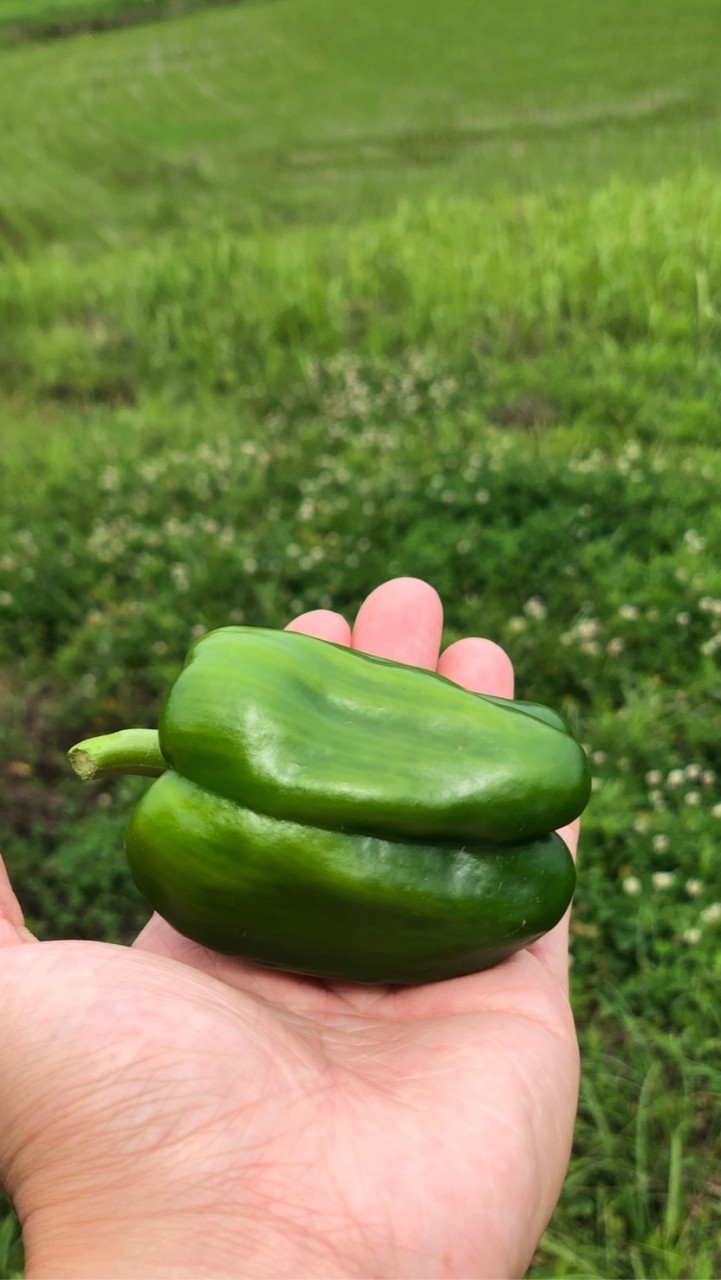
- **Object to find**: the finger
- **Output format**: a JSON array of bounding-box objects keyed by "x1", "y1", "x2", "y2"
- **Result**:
[
  {"x1": 285, "y1": 609, "x2": 352, "y2": 646},
  {"x1": 527, "y1": 818, "x2": 581, "y2": 992},
  {"x1": 556, "y1": 818, "x2": 580, "y2": 861},
  {"x1": 436, "y1": 636, "x2": 515, "y2": 697},
  {"x1": 351, "y1": 577, "x2": 443, "y2": 668},
  {"x1": 0, "y1": 854, "x2": 36, "y2": 947}
]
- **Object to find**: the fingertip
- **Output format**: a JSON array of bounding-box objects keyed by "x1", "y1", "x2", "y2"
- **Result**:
[
  {"x1": 437, "y1": 637, "x2": 515, "y2": 698},
  {"x1": 352, "y1": 577, "x2": 443, "y2": 667},
  {"x1": 285, "y1": 610, "x2": 352, "y2": 646}
]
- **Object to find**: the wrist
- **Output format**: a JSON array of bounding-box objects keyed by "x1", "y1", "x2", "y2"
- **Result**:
[{"x1": 22, "y1": 1202, "x2": 355, "y2": 1280}]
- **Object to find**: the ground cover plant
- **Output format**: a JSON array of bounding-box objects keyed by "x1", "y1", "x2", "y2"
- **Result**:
[{"x1": 1, "y1": 1, "x2": 721, "y2": 1276}]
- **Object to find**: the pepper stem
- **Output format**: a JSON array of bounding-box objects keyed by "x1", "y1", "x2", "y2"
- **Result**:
[{"x1": 68, "y1": 729, "x2": 166, "y2": 781}]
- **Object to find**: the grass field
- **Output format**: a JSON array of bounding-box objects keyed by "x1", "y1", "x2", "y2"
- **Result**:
[
  {"x1": 1, "y1": 1, "x2": 721, "y2": 1277},
  {"x1": 1, "y1": 0, "x2": 721, "y2": 251}
]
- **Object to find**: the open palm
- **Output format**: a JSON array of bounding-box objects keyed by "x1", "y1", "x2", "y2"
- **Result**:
[{"x1": 0, "y1": 579, "x2": 580, "y2": 1280}]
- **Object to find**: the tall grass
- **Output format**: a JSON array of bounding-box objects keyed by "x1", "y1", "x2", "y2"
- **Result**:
[{"x1": 1, "y1": 174, "x2": 719, "y2": 421}]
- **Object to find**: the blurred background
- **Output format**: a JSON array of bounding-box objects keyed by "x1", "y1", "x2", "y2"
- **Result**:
[{"x1": 1, "y1": 0, "x2": 721, "y2": 1274}]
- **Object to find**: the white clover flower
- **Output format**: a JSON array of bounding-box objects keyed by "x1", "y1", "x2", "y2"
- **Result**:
[
  {"x1": 685, "y1": 763, "x2": 702, "y2": 781},
  {"x1": 475, "y1": 489, "x2": 490, "y2": 505},
  {"x1": 701, "y1": 903, "x2": 721, "y2": 925},
  {"x1": 684, "y1": 791, "x2": 701, "y2": 806},
  {"x1": 0, "y1": 591, "x2": 13, "y2": 607},
  {"x1": 508, "y1": 617, "x2": 528, "y2": 633},
  {"x1": 652, "y1": 872, "x2": 675, "y2": 889},
  {"x1": 634, "y1": 817, "x2": 650, "y2": 834},
  {"x1": 702, "y1": 770, "x2": 716, "y2": 787},
  {"x1": 652, "y1": 834, "x2": 670, "y2": 853},
  {"x1": 606, "y1": 638, "x2": 624, "y2": 656},
  {"x1": 645, "y1": 770, "x2": 663, "y2": 786},
  {"x1": 623, "y1": 876, "x2": 642, "y2": 896},
  {"x1": 577, "y1": 618, "x2": 601, "y2": 640},
  {"x1": 171, "y1": 563, "x2": 190, "y2": 592},
  {"x1": 524, "y1": 596, "x2": 547, "y2": 621},
  {"x1": 666, "y1": 769, "x2": 685, "y2": 788},
  {"x1": 686, "y1": 879, "x2": 703, "y2": 897},
  {"x1": 619, "y1": 604, "x2": 639, "y2": 621},
  {"x1": 676, "y1": 612, "x2": 691, "y2": 626},
  {"x1": 683, "y1": 928, "x2": 702, "y2": 945},
  {"x1": 16, "y1": 527, "x2": 36, "y2": 552}
]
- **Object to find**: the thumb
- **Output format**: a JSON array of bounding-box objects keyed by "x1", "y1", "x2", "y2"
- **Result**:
[
  {"x1": 0, "y1": 854, "x2": 35, "y2": 948},
  {"x1": 0, "y1": 853, "x2": 39, "y2": 1198}
]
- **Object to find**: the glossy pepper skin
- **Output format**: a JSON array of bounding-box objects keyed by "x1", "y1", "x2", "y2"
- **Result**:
[{"x1": 68, "y1": 626, "x2": 590, "y2": 985}]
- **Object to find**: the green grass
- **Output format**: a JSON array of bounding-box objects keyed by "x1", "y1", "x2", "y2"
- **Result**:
[
  {"x1": 2, "y1": 1, "x2": 721, "y2": 1275},
  {"x1": 1, "y1": 0, "x2": 720, "y2": 251}
]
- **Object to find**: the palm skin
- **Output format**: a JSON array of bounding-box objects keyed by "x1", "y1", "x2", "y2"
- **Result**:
[{"x1": 0, "y1": 579, "x2": 580, "y2": 1279}]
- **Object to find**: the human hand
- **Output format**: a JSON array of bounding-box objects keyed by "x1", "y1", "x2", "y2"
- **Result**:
[{"x1": 0, "y1": 577, "x2": 579, "y2": 1279}]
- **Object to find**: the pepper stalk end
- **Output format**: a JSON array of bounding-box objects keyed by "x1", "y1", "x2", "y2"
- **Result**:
[{"x1": 68, "y1": 729, "x2": 166, "y2": 781}]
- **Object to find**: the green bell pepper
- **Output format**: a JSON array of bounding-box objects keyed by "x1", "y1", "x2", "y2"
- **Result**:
[{"x1": 69, "y1": 626, "x2": 590, "y2": 984}]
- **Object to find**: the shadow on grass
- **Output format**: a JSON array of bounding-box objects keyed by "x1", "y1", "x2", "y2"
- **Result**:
[{"x1": 0, "y1": 0, "x2": 279, "y2": 49}]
